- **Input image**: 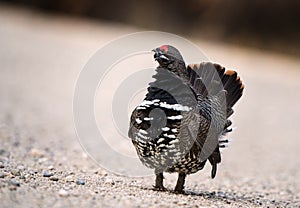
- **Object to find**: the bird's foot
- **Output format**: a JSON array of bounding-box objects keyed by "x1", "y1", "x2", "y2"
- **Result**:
[
  {"x1": 153, "y1": 185, "x2": 167, "y2": 191},
  {"x1": 174, "y1": 173, "x2": 186, "y2": 194},
  {"x1": 173, "y1": 186, "x2": 185, "y2": 194},
  {"x1": 153, "y1": 172, "x2": 165, "y2": 191}
]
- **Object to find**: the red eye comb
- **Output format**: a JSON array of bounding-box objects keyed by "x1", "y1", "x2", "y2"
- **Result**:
[{"x1": 159, "y1": 45, "x2": 169, "y2": 52}]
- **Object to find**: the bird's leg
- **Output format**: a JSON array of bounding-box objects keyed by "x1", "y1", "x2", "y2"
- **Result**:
[
  {"x1": 174, "y1": 173, "x2": 186, "y2": 193},
  {"x1": 153, "y1": 172, "x2": 166, "y2": 191}
]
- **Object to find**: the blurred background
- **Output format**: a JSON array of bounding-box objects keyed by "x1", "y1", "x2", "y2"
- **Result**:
[{"x1": 1, "y1": 0, "x2": 300, "y2": 56}]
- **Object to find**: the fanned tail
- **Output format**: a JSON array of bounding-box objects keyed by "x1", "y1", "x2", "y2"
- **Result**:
[
  {"x1": 186, "y1": 62, "x2": 244, "y2": 179},
  {"x1": 186, "y1": 62, "x2": 244, "y2": 118}
]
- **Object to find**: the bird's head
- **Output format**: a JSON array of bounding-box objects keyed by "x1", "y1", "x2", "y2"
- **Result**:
[{"x1": 152, "y1": 45, "x2": 185, "y2": 69}]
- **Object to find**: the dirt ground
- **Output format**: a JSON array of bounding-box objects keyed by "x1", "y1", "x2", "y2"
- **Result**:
[{"x1": 0, "y1": 4, "x2": 299, "y2": 208}]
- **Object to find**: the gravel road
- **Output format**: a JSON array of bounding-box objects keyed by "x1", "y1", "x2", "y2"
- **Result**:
[{"x1": 0, "y1": 4, "x2": 300, "y2": 208}]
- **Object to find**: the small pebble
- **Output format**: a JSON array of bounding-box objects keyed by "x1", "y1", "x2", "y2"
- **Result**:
[
  {"x1": 47, "y1": 165, "x2": 55, "y2": 170},
  {"x1": 66, "y1": 175, "x2": 74, "y2": 182},
  {"x1": 50, "y1": 176, "x2": 59, "y2": 181},
  {"x1": 58, "y1": 189, "x2": 69, "y2": 197},
  {"x1": 94, "y1": 168, "x2": 107, "y2": 176},
  {"x1": 10, "y1": 179, "x2": 20, "y2": 187},
  {"x1": 104, "y1": 178, "x2": 115, "y2": 185},
  {"x1": 0, "y1": 162, "x2": 4, "y2": 168},
  {"x1": 38, "y1": 158, "x2": 48, "y2": 163},
  {"x1": 43, "y1": 171, "x2": 53, "y2": 177},
  {"x1": 210, "y1": 191, "x2": 216, "y2": 196},
  {"x1": 0, "y1": 173, "x2": 4, "y2": 178},
  {"x1": 29, "y1": 170, "x2": 35, "y2": 175},
  {"x1": 17, "y1": 165, "x2": 25, "y2": 171},
  {"x1": 19, "y1": 175, "x2": 26, "y2": 180},
  {"x1": 11, "y1": 169, "x2": 21, "y2": 176},
  {"x1": 178, "y1": 201, "x2": 187, "y2": 205},
  {"x1": 76, "y1": 179, "x2": 85, "y2": 185}
]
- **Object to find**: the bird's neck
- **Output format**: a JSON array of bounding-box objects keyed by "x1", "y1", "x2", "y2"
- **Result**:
[{"x1": 167, "y1": 61, "x2": 188, "y2": 81}]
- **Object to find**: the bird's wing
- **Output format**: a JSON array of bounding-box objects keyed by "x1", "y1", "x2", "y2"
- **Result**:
[{"x1": 128, "y1": 107, "x2": 150, "y2": 140}]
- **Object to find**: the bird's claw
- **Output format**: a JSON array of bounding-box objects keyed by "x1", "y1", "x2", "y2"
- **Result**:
[
  {"x1": 173, "y1": 188, "x2": 185, "y2": 194},
  {"x1": 153, "y1": 185, "x2": 167, "y2": 191}
]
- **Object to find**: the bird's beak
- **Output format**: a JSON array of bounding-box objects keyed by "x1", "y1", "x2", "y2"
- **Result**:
[
  {"x1": 152, "y1": 48, "x2": 159, "y2": 60},
  {"x1": 152, "y1": 48, "x2": 169, "y2": 61}
]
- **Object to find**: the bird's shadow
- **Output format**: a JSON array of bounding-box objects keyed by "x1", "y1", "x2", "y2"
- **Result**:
[{"x1": 139, "y1": 186, "x2": 265, "y2": 206}]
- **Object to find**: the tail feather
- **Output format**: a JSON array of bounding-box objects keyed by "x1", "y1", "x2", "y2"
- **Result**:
[
  {"x1": 187, "y1": 62, "x2": 244, "y2": 179},
  {"x1": 187, "y1": 62, "x2": 244, "y2": 116},
  {"x1": 222, "y1": 70, "x2": 244, "y2": 109},
  {"x1": 208, "y1": 148, "x2": 221, "y2": 179}
]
